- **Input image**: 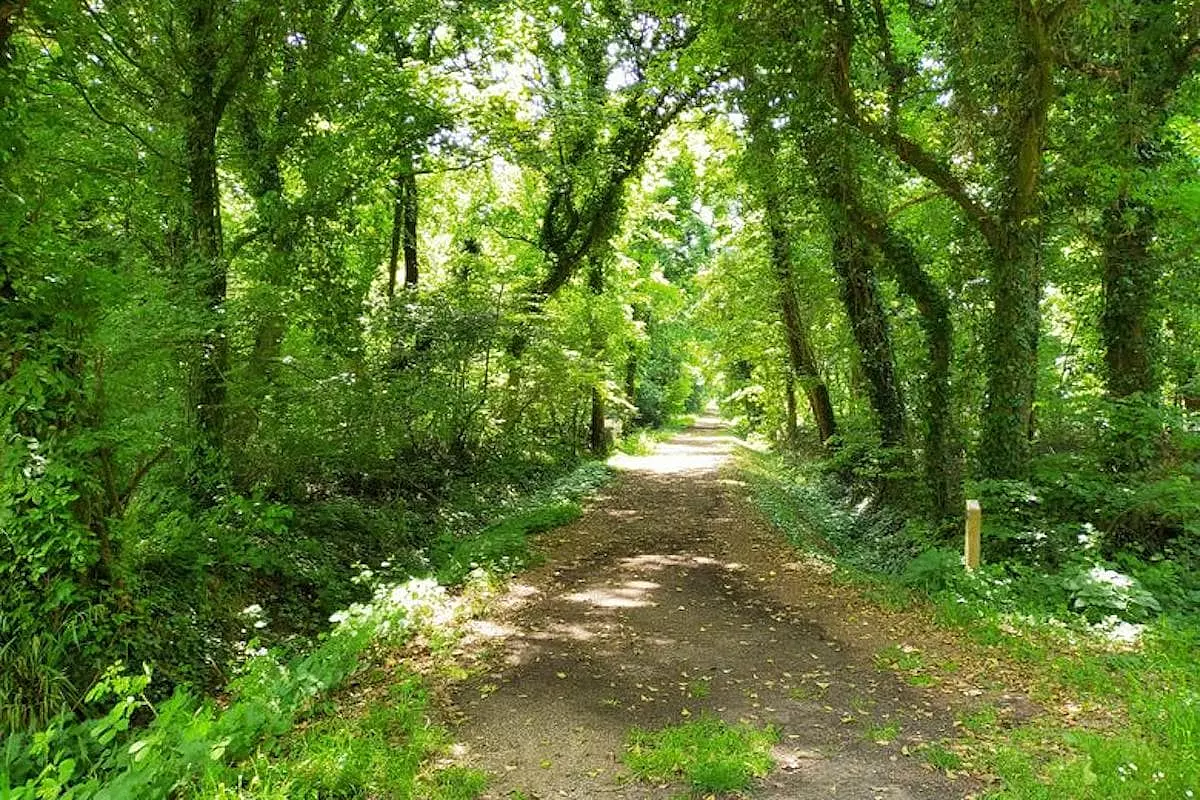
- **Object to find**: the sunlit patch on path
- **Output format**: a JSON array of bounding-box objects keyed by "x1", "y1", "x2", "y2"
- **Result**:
[{"x1": 444, "y1": 421, "x2": 979, "y2": 799}]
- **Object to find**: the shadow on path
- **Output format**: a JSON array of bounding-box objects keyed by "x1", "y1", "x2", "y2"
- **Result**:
[{"x1": 447, "y1": 420, "x2": 976, "y2": 799}]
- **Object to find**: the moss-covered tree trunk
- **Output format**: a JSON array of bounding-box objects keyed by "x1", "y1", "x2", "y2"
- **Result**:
[
  {"x1": 980, "y1": 235, "x2": 1041, "y2": 478},
  {"x1": 811, "y1": 140, "x2": 905, "y2": 450}
]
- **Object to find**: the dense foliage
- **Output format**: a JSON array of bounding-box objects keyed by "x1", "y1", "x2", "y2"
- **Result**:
[{"x1": 1, "y1": 0, "x2": 1197, "y2": 795}]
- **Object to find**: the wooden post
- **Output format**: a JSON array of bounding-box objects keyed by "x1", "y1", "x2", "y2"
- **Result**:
[{"x1": 964, "y1": 499, "x2": 981, "y2": 570}]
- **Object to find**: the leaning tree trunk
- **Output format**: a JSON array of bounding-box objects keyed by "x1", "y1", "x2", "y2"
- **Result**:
[
  {"x1": 804, "y1": 126, "x2": 905, "y2": 450},
  {"x1": 830, "y1": 226, "x2": 905, "y2": 449},
  {"x1": 746, "y1": 114, "x2": 838, "y2": 445},
  {"x1": 770, "y1": 223, "x2": 838, "y2": 445},
  {"x1": 838, "y1": 187, "x2": 959, "y2": 518},
  {"x1": 875, "y1": 224, "x2": 960, "y2": 521}
]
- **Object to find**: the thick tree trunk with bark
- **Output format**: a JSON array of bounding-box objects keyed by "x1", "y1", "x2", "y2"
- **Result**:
[
  {"x1": 977, "y1": 2, "x2": 1055, "y2": 478},
  {"x1": 981, "y1": 235, "x2": 1041, "y2": 477}
]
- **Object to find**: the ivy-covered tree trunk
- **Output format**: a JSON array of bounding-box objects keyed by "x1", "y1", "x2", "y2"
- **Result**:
[
  {"x1": 823, "y1": 162, "x2": 956, "y2": 514},
  {"x1": 810, "y1": 136, "x2": 904, "y2": 449},
  {"x1": 1094, "y1": 1, "x2": 1196, "y2": 400},
  {"x1": 183, "y1": 1, "x2": 228, "y2": 455},
  {"x1": 830, "y1": 225, "x2": 905, "y2": 449},
  {"x1": 875, "y1": 225, "x2": 959, "y2": 520},
  {"x1": 1101, "y1": 196, "x2": 1158, "y2": 398},
  {"x1": 981, "y1": 236, "x2": 1041, "y2": 476},
  {"x1": 975, "y1": 1, "x2": 1058, "y2": 479},
  {"x1": 745, "y1": 111, "x2": 838, "y2": 445}
]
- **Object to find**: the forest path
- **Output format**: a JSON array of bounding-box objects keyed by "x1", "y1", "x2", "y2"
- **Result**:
[{"x1": 444, "y1": 419, "x2": 985, "y2": 798}]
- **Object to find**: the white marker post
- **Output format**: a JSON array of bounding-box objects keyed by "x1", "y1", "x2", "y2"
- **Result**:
[{"x1": 965, "y1": 499, "x2": 982, "y2": 571}]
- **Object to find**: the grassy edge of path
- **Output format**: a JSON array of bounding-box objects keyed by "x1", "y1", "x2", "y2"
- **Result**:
[
  {"x1": 4, "y1": 462, "x2": 613, "y2": 800},
  {"x1": 734, "y1": 445, "x2": 1200, "y2": 800}
]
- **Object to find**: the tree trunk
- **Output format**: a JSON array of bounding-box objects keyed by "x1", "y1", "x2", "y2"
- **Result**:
[
  {"x1": 183, "y1": 3, "x2": 227, "y2": 454},
  {"x1": 590, "y1": 385, "x2": 606, "y2": 453},
  {"x1": 745, "y1": 113, "x2": 838, "y2": 445},
  {"x1": 798, "y1": 118, "x2": 904, "y2": 450},
  {"x1": 829, "y1": 225, "x2": 905, "y2": 448},
  {"x1": 977, "y1": 2, "x2": 1057, "y2": 479},
  {"x1": 773, "y1": 235, "x2": 838, "y2": 445},
  {"x1": 401, "y1": 168, "x2": 418, "y2": 288},
  {"x1": 588, "y1": 258, "x2": 607, "y2": 454},
  {"x1": 875, "y1": 226, "x2": 960, "y2": 520},
  {"x1": 234, "y1": 103, "x2": 290, "y2": 427},
  {"x1": 783, "y1": 371, "x2": 799, "y2": 447},
  {"x1": 980, "y1": 234, "x2": 1041, "y2": 478},
  {"x1": 1098, "y1": 1, "x2": 1199, "y2": 401},
  {"x1": 386, "y1": 175, "x2": 404, "y2": 299},
  {"x1": 1101, "y1": 195, "x2": 1158, "y2": 398},
  {"x1": 625, "y1": 353, "x2": 637, "y2": 405}
]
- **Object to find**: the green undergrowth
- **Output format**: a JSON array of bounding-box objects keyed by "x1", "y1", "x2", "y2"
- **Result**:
[
  {"x1": 197, "y1": 676, "x2": 487, "y2": 800},
  {"x1": 736, "y1": 446, "x2": 1200, "y2": 800},
  {"x1": 624, "y1": 716, "x2": 779, "y2": 796},
  {"x1": 1, "y1": 462, "x2": 610, "y2": 800}
]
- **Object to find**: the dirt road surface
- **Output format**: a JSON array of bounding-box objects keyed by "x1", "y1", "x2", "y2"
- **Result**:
[{"x1": 447, "y1": 420, "x2": 985, "y2": 798}]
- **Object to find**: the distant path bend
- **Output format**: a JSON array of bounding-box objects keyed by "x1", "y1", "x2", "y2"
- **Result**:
[{"x1": 448, "y1": 419, "x2": 980, "y2": 798}]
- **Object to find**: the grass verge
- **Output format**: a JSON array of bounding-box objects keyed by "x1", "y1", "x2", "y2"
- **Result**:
[
  {"x1": 2, "y1": 462, "x2": 611, "y2": 800},
  {"x1": 735, "y1": 446, "x2": 1200, "y2": 799}
]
